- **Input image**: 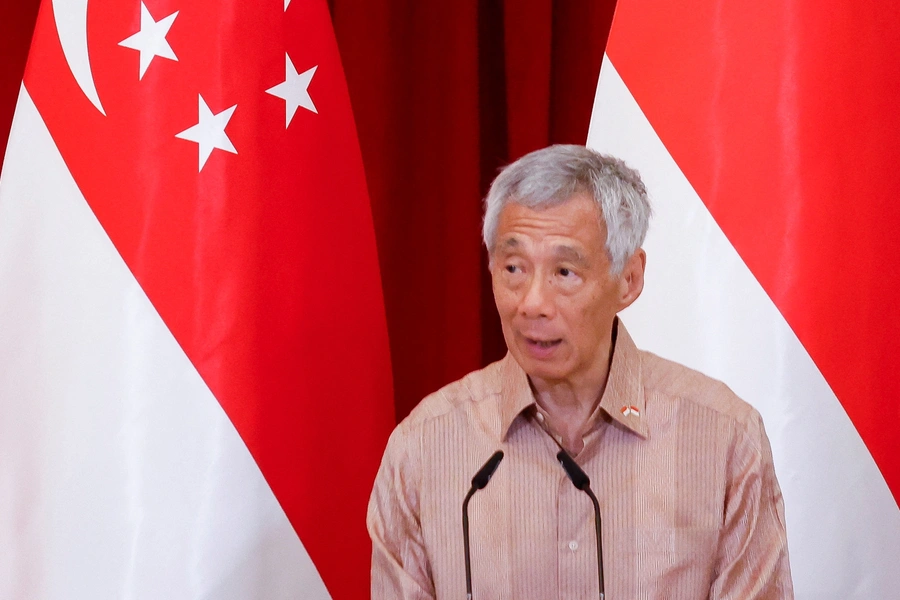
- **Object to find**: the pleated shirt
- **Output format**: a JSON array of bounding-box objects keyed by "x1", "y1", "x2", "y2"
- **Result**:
[{"x1": 368, "y1": 323, "x2": 793, "y2": 600}]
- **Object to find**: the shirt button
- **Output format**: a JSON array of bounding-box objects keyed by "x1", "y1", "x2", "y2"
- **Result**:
[
  {"x1": 536, "y1": 412, "x2": 545, "y2": 422},
  {"x1": 568, "y1": 541, "x2": 578, "y2": 551}
]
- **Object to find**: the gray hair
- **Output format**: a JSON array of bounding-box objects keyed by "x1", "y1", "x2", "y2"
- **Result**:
[{"x1": 483, "y1": 145, "x2": 651, "y2": 274}]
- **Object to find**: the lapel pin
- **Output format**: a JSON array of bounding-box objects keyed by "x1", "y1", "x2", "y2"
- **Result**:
[{"x1": 620, "y1": 405, "x2": 641, "y2": 417}]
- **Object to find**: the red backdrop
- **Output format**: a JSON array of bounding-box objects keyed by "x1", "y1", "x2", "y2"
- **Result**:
[
  {"x1": 0, "y1": 2, "x2": 41, "y2": 168},
  {"x1": 0, "y1": 0, "x2": 616, "y2": 422}
]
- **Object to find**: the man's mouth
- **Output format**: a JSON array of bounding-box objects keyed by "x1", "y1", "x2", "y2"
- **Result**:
[{"x1": 525, "y1": 337, "x2": 562, "y2": 349}]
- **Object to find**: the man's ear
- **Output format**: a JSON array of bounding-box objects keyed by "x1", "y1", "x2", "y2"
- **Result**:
[{"x1": 618, "y1": 249, "x2": 646, "y2": 311}]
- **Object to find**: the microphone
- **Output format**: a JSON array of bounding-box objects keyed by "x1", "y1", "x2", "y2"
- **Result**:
[
  {"x1": 557, "y1": 450, "x2": 605, "y2": 600},
  {"x1": 462, "y1": 450, "x2": 504, "y2": 600}
]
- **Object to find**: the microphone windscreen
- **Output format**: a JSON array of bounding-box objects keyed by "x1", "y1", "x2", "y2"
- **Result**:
[
  {"x1": 557, "y1": 450, "x2": 591, "y2": 490},
  {"x1": 471, "y1": 450, "x2": 504, "y2": 490}
]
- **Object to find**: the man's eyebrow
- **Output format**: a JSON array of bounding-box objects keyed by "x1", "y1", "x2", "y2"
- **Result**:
[
  {"x1": 552, "y1": 245, "x2": 588, "y2": 264},
  {"x1": 497, "y1": 237, "x2": 520, "y2": 251}
]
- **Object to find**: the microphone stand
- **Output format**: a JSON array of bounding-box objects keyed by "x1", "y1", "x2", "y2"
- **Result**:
[
  {"x1": 462, "y1": 450, "x2": 504, "y2": 600},
  {"x1": 557, "y1": 450, "x2": 605, "y2": 600}
]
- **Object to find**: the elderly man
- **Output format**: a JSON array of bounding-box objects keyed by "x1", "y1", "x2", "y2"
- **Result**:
[{"x1": 368, "y1": 145, "x2": 793, "y2": 599}]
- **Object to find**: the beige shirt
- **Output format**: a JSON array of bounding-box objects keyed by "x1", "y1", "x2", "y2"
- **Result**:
[{"x1": 368, "y1": 323, "x2": 793, "y2": 599}]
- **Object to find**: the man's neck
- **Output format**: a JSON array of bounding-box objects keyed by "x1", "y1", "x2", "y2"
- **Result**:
[{"x1": 528, "y1": 335, "x2": 616, "y2": 453}]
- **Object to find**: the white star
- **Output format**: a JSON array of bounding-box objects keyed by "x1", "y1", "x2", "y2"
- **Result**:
[
  {"x1": 284, "y1": 0, "x2": 291, "y2": 10},
  {"x1": 175, "y1": 95, "x2": 237, "y2": 171},
  {"x1": 118, "y1": 2, "x2": 178, "y2": 80},
  {"x1": 266, "y1": 54, "x2": 317, "y2": 127}
]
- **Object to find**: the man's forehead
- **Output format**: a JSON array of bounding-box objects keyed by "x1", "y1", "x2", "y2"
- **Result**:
[
  {"x1": 496, "y1": 235, "x2": 590, "y2": 262},
  {"x1": 497, "y1": 196, "x2": 605, "y2": 231}
]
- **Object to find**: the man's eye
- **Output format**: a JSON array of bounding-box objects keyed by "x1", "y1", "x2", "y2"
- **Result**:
[
  {"x1": 559, "y1": 268, "x2": 572, "y2": 277},
  {"x1": 505, "y1": 265, "x2": 519, "y2": 274}
]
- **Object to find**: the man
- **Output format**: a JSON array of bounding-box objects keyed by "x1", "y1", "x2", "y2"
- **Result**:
[{"x1": 368, "y1": 145, "x2": 793, "y2": 599}]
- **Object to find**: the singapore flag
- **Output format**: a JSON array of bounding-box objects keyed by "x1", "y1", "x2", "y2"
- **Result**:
[
  {"x1": 589, "y1": 0, "x2": 900, "y2": 598},
  {"x1": 0, "y1": 1, "x2": 394, "y2": 599}
]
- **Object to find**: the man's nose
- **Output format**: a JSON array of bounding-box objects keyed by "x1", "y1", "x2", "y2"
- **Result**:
[{"x1": 519, "y1": 274, "x2": 555, "y2": 318}]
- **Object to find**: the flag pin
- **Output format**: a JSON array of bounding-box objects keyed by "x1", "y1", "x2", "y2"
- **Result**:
[{"x1": 620, "y1": 405, "x2": 641, "y2": 417}]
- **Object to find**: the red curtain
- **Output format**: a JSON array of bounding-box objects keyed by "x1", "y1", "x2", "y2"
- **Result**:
[
  {"x1": 0, "y1": 1, "x2": 41, "y2": 169},
  {"x1": 332, "y1": 0, "x2": 616, "y2": 419},
  {"x1": 0, "y1": 0, "x2": 616, "y2": 422}
]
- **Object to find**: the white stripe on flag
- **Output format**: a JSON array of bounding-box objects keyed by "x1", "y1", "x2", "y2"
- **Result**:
[
  {"x1": 0, "y1": 86, "x2": 331, "y2": 600},
  {"x1": 588, "y1": 55, "x2": 900, "y2": 599}
]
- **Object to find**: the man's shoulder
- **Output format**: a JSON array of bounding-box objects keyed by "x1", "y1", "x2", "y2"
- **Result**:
[
  {"x1": 639, "y1": 349, "x2": 758, "y2": 424},
  {"x1": 396, "y1": 358, "x2": 505, "y2": 433}
]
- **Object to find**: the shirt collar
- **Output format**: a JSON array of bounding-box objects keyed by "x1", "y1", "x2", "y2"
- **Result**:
[
  {"x1": 498, "y1": 318, "x2": 648, "y2": 441},
  {"x1": 498, "y1": 353, "x2": 538, "y2": 441},
  {"x1": 599, "y1": 319, "x2": 648, "y2": 438}
]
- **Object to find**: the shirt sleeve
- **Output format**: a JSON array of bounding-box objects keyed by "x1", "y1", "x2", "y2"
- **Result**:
[
  {"x1": 367, "y1": 425, "x2": 436, "y2": 600},
  {"x1": 709, "y1": 410, "x2": 795, "y2": 600}
]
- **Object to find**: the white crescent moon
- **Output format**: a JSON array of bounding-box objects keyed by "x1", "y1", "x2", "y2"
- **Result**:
[{"x1": 52, "y1": 0, "x2": 106, "y2": 115}]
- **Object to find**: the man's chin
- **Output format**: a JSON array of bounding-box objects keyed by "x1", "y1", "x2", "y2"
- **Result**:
[{"x1": 513, "y1": 353, "x2": 569, "y2": 383}]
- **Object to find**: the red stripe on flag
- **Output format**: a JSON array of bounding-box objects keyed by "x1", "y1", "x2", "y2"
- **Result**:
[
  {"x1": 23, "y1": 0, "x2": 393, "y2": 596},
  {"x1": 607, "y1": 0, "x2": 900, "y2": 504}
]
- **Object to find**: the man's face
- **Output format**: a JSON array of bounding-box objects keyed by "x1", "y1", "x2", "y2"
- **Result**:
[{"x1": 490, "y1": 193, "x2": 643, "y2": 386}]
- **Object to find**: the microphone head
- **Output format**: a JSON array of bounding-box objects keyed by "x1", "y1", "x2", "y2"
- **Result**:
[
  {"x1": 556, "y1": 450, "x2": 591, "y2": 490},
  {"x1": 471, "y1": 450, "x2": 504, "y2": 490}
]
